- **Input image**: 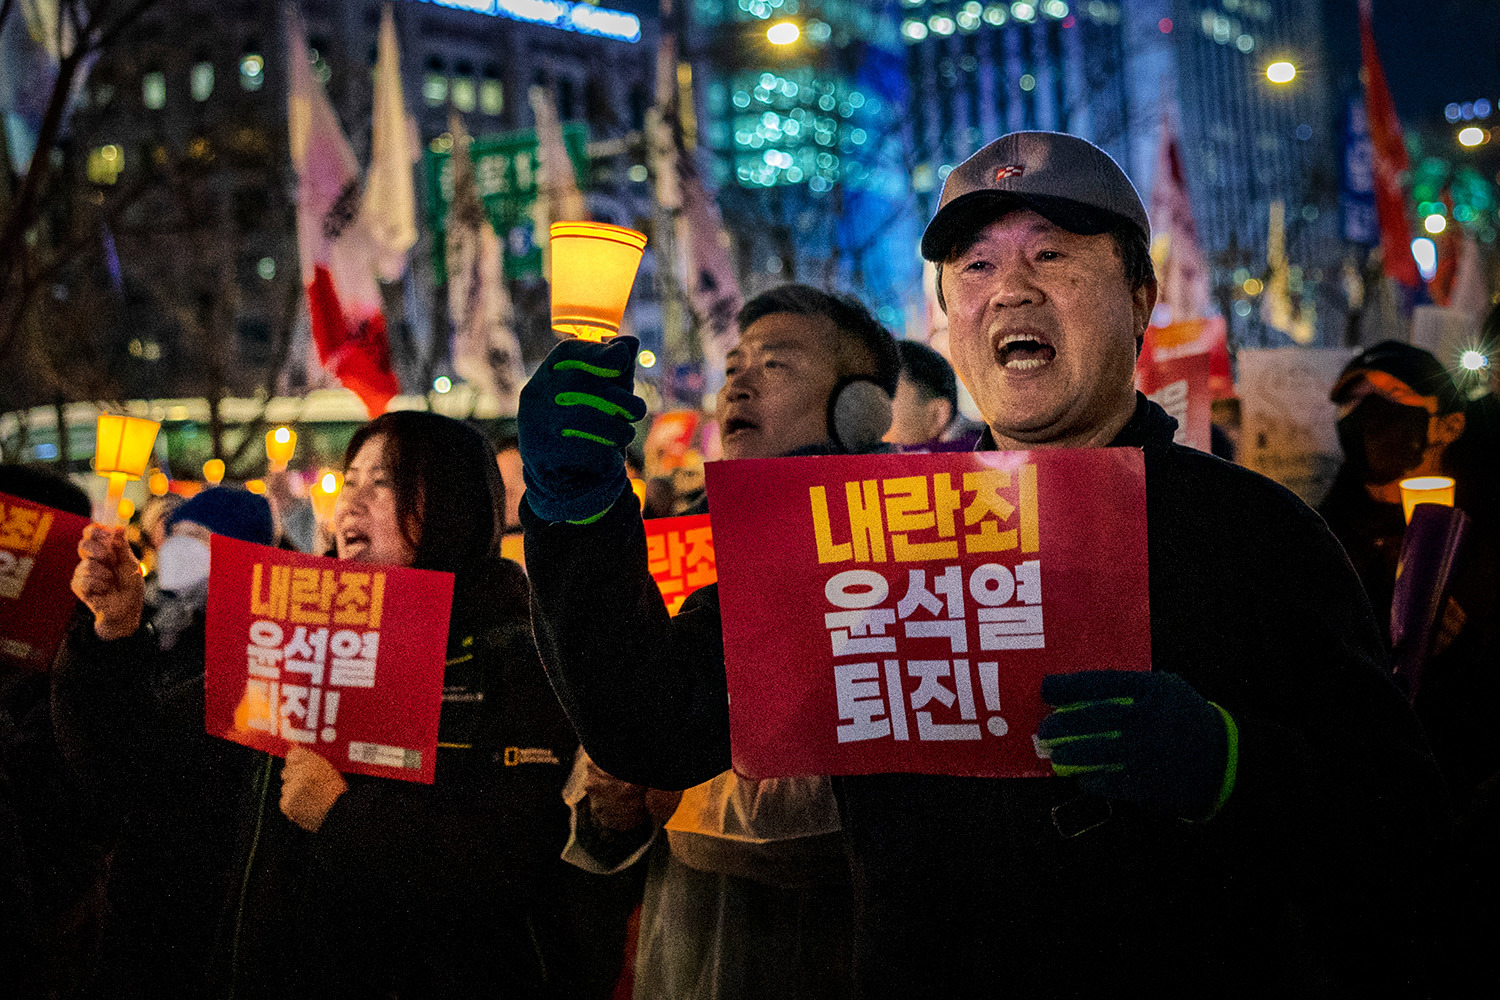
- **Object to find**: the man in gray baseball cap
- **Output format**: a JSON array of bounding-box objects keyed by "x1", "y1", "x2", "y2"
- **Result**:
[
  {"x1": 910, "y1": 131, "x2": 1447, "y2": 996},
  {"x1": 516, "y1": 129, "x2": 1451, "y2": 998}
]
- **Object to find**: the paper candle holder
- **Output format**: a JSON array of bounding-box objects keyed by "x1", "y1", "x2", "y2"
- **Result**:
[
  {"x1": 1399, "y1": 476, "x2": 1455, "y2": 525},
  {"x1": 549, "y1": 222, "x2": 648, "y2": 342},
  {"x1": 95, "y1": 414, "x2": 161, "y2": 503}
]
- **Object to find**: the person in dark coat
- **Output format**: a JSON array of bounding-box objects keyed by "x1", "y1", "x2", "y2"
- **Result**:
[
  {"x1": 0, "y1": 465, "x2": 101, "y2": 1000},
  {"x1": 52, "y1": 486, "x2": 280, "y2": 998},
  {"x1": 55, "y1": 415, "x2": 609, "y2": 999},
  {"x1": 518, "y1": 132, "x2": 1451, "y2": 998}
]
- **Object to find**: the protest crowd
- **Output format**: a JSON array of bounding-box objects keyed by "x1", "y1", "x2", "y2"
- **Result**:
[{"x1": 2, "y1": 126, "x2": 1500, "y2": 1000}]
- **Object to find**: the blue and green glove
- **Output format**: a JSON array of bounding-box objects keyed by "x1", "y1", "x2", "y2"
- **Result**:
[
  {"x1": 1038, "y1": 670, "x2": 1238, "y2": 822},
  {"x1": 518, "y1": 335, "x2": 648, "y2": 524}
]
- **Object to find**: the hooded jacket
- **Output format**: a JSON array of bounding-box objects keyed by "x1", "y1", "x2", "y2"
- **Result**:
[{"x1": 523, "y1": 395, "x2": 1451, "y2": 999}]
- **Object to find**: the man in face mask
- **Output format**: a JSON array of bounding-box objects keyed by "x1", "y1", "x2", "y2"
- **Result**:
[{"x1": 51, "y1": 486, "x2": 275, "y2": 997}]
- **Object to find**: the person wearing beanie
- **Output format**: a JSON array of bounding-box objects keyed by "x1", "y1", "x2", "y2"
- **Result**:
[{"x1": 50, "y1": 486, "x2": 275, "y2": 997}]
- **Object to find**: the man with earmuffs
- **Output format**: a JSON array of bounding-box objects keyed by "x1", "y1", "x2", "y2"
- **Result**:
[{"x1": 525, "y1": 284, "x2": 897, "y2": 998}]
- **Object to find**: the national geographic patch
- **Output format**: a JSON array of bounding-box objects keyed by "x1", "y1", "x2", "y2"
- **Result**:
[{"x1": 504, "y1": 747, "x2": 562, "y2": 766}]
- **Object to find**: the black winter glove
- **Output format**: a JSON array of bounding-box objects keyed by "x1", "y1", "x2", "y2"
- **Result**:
[
  {"x1": 518, "y1": 336, "x2": 647, "y2": 524},
  {"x1": 1038, "y1": 670, "x2": 1238, "y2": 821}
]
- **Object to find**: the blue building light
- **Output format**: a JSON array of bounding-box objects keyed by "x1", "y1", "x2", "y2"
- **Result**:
[{"x1": 414, "y1": 0, "x2": 642, "y2": 43}]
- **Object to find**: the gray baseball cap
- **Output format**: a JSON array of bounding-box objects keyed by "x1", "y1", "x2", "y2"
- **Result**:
[{"x1": 920, "y1": 131, "x2": 1150, "y2": 262}]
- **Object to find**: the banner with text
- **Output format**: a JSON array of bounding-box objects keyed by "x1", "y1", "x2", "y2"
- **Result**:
[
  {"x1": 0, "y1": 492, "x2": 90, "y2": 670},
  {"x1": 704, "y1": 450, "x2": 1150, "y2": 780},
  {"x1": 644, "y1": 513, "x2": 715, "y2": 615},
  {"x1": 204, "y1": 537, "x2": 455, "y2": 784}
]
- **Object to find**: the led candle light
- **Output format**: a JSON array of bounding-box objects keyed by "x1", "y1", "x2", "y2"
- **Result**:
[
  {"x1": 549, "y1": 222, "x2": 648, "y2": 341},
  {"x1": 266, "y1": 426, "x2": 296, "y2": 471},
  {"x1": 1399, "y1": 476, "x2": 1455, "y2": 524},
  {"x1": 311, "y1": 469, "x2": 343, "y2": 524},
  {"x1": 203, "y1": 458, "x2": 226, "y2": 485},
  {"x1": 95, "y1": 414, "x2": 161, "y2": 518}
]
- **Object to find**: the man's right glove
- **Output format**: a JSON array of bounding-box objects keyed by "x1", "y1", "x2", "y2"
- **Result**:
[{"x1": 518, "y1": 335, "x2": 648, "y2": 524}]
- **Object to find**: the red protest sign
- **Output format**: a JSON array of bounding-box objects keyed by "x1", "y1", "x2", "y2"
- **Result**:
[
  {"x1": 704, "y1": 449, "x2": 1150, "y2": 780},
  {"x1": 0, "y1": 492, "x2": 91, "y2": 670},
  {"x1": 204, "y1": 536, "x2": 454, "y2": 784},
  {"x1": 644, "y1": 513, "x2": 715, "y2": 615}
]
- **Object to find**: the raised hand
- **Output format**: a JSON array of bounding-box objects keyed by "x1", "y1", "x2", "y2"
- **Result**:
[{"x1": 71, "y1": 524, "x2": 145, "y2": 641}]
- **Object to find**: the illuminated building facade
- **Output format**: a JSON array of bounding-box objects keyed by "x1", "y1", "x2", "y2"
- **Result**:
[
  {"x1": 60, "y1": 0, "x2": 657, "y2": 400},
  {"x1": 688, "y1": 0, "x2": 922, "y2": 328}
]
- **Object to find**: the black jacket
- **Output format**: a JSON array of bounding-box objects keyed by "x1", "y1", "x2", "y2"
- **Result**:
[
  {"x1": 524, "y1": 396, "x2": 1451, "y2": 999},
  {"x1": 54, "y1": 557, "x2": 583, "y2": 999}
]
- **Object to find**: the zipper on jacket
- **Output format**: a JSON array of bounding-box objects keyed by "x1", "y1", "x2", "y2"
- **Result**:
[{"x1": 228, "y1": 753, "x2": 273, "y2": 1000}]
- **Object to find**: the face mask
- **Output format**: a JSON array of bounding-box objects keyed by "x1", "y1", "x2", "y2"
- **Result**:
[
  {"x1": 156, "y1": 535, "x2": 211, "y2": 594},
  {"x1": 1336, "y1": 395, "x2": 1431, "y2": 485}
]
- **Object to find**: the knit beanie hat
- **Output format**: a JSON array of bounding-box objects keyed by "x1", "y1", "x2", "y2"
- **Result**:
[{"x1": 166, "y1": 487, "x2": 275, "y2": 546}]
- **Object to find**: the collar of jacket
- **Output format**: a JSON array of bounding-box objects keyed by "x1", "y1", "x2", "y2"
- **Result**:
[
  {"x1": 782, "y1": 440, "x2": 896, "y2": 458},
  {"x1": 974, "y1": 392, "x2": 1177, "y2": 452}
]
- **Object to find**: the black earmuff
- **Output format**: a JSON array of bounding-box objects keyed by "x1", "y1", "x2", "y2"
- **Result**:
[{"x1": 828, "y1": 376, "x2": 893, "y2": 454}]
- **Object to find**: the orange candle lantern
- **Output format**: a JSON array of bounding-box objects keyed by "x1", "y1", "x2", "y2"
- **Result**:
[
  {"x1": 95, "y1": 414, "x2": 161, "y2": 510},
  {"x1": 116, "y1": 498, "x2": 135, "y2": 523},
  {"x1": 203, "y1": 458, "x2": 226, "y2": 485},
  {"x1": 549, "y1": 222, "x2": 648, "y2": 341},
  {"x1": 310, "y1": 469, "x2": 343, "y2": 524},
  {"x1": 1399, "y1": 476, "x2": 1455, "y2": 524},
  {"x1": 266, "y1": 426, "x2": 296, "y2": 471},
  {"x1": 148, "y1": 471, "x2": 170, "y2": 496}
]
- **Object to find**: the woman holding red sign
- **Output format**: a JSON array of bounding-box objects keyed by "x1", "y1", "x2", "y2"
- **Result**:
[
  {"x1": 255, "y1": 411, "x2": 632, "y2": 998},
  {"x1": 55, "y1": 413, "x2": 632, "y2": 998}
]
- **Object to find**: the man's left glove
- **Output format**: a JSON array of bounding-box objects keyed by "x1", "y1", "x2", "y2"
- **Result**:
[
  {"x1": 518, "y1": 335, "x2": 648, "y2": 524},
  {"x1": 1038, "y1": 670, "x2": 1238, "y2": 822}
]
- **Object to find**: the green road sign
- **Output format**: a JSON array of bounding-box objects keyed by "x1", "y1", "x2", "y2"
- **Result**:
[{"x1": 425, "y1": 123, "x2": 591, "y2": 283}]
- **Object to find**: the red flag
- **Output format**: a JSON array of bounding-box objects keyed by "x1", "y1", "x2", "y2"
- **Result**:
[
  {"x1": 288, "y1": 9, "x2": 400, "y2": 416},
  {"x1": 1359, "y1": 0, "x2": 1420, "y2": 288}
]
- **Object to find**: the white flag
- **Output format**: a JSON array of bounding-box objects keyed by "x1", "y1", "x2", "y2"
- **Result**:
[{"x1": 363, "y1": 2, "x2": 418, "y2": 282}]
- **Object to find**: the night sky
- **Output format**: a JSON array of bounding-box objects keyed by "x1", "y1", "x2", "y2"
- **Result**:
[{"x1": 1322, "y1": 0, "x2": 1500, "y2": 123}]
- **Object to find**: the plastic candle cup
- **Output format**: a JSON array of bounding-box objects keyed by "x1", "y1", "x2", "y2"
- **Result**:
[
  {"x1": 1399, "y1": 476, "x2": 1455, "y2": 524},
  {"x1": 549, "y1": 222, "x2": 648, "y2": 342}
]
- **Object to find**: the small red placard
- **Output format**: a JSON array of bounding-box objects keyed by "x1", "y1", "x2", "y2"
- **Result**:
[
  {"x1": 204, "y1": 536, "x2": 454, "y2": 784},
  {"x1": 644, "y1": 513, "x2": 716, "y2": 615},
  {"x1": 0, "y1": 491, "x2": 91, "y2": 670}
]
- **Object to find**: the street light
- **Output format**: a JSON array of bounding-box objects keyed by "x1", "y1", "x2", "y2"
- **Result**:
[
  {"x1": 1424, "y1": 214, "x2": 1448, "y2": 235},
  {"x1": 1266, "y1": 61, "x2": 1296, "y2": 84},
  {"x1": 1459, "y1": 126, "x2": 1486, "y2": 147},
  {"x1": 767, "y1": 21, "x2": 800, "y2": 45}
]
